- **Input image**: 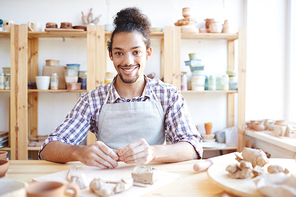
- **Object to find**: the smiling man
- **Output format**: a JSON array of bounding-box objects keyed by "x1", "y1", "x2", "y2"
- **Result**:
[{"x1": 39, "y1": 7, "x2": 203, "y2": 168}]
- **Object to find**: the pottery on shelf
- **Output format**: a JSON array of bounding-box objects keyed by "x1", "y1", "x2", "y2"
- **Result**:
[
  {"x1": 209, "y1": 21, "x2": 222, "y2": 33},
  {"x1": 253, "y1": 122, "x2": 265, "y2": 131},
  {"x1": 222, "y1": 20, "x2": 230, "y2": 33},
  {"x1": 249, "y1": 120, "x2": 257, "y2": 129},
  {"x1": 274, "y1": 120, "x2": 287, "y2": 126},
  {"x1": 204, "y1": 122, "x2": 213, "y2": 135},
  {"x1": 182, "y1": 7, "x2": 191, "y2": 18},
  {"x1": 0, "y1": 151, "x2": 7, "y2": 160},
  {"x1": 0, "y1": 160, "x2": 9, "y2": 178},
  {"x1": 205, "y1": 18, "x2": 215, "y2": 29}
]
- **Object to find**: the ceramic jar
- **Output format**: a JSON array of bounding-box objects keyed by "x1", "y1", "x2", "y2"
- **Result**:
[
  {"x1": 248, "y1": 120, "x2": 257, "y2": 129},
  {"x1": 209, "y1": 21, "x2": 222, "y2": 33},
  {"x1": 46, "y1": 22, "x2": 58, "y2": 28},
  {"x1": 0, "y1": 160, "x2": 9, "y2": 178},
  {"x1": 0, "y1": 151, "x2": 7, "y2": 160},
  {"x1": 205, "y1": 18, "x2": 215, "y2": 29},
  {"x1": 182, "y1": 7, "x2": 191, "y2": 18},
  {"x1": 222, "y1": 20, "x2": 230, "y2": 33},
  {"x1": 60, "y1": 22, "x2": 72, "y2": 29},
  {"x1": 253, "y1": 122, "x2": 265, "y2": 131}
]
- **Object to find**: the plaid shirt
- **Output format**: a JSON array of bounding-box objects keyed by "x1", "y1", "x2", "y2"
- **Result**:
[{"x1": 39, "y1": 76, "x2": 203, "y2": 158}]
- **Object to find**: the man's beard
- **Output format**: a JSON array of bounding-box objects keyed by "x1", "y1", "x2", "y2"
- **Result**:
[{"x1": 118, "y1": 65, "x2": 140, "y2": 84}]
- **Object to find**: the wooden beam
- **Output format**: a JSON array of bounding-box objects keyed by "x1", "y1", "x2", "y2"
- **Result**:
[
  {"x1": 163, "y1": 26, "x2": 181, "y2": 88},
  {"x1": 96, "y1": 25, "x2": 106, "y2": 87},
  {"x1": 86, "y1": 25, "x2": 97, "y2": 145},
  {"x1": 10, "y1": 24, "x2": 28, "y2": 159},
  {"x1": 237, "y1": 27, "x2": 247, "y2": 151},
  {"x1": 227, "y1": 40, "x2": 235, "y2": 127}
]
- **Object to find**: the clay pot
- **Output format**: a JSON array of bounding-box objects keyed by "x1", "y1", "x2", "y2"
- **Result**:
[
  {"x1": 0, "y1": 151, "x2": 7, "y2": 160},
  {"x1": 222, "y1": 20, "x2": 230, "y2": 33},
  {"x1": 205, "y1": 18, "x2": 215, "y2": 29},
  {"x1": 274, "y1": 120, "x2": 287, "y2": 126},
  {"x1": 182, "y1": 7, "x2": 191, "y2": 18},
  {"x1": 0, "y1": 160, "x2": 9, "y2": 178},
  {"x1": 60, "y1": 22, "x2": 73, "y2": 29},
  {"x1": 204, "y1": 122, "x2": 212, "y2": 135},
  {"x1": 26, "y1": 181, "x2": 80, "y2": 197},
  {"x1": 0, "y1": 179, "x2": 28, "y2": 197},
  {"x1": 209, "y1": 21, "x2": 222, "y2": 33},
  {"x1": 249, "y1": 120, "x2": 257, "y2": 129},
  {"x1": 46, "y1": 22, "x2": 57, "y2": 28},
  {"x1": 253, "y1": 122, "x2": 265, "y2": 131}
]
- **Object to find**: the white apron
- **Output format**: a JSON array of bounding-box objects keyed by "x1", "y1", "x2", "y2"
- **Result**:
[{"x1": 97, "y1": 86, "x2": 165, "y2": 149}]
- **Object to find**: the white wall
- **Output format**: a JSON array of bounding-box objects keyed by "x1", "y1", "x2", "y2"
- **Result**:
[{"x1": 0, "y1": 0, "x2": 288, "y2": 136}]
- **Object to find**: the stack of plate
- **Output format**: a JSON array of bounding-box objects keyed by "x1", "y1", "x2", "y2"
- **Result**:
[{"x1": 0, "y1": 132, "x2": 8, "y2": 148}]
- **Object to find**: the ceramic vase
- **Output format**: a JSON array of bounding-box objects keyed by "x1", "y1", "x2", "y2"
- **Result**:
[
  {"x1": 182, "y1": 7, "x2": 191, "y2": 18},
  {"x1": 222, "y1": 20, "x2": 230, "y2": 33},
  {"x1": 253, "y1": 122, "x2": 265, "y2": 131},
  {"x1": 0, "y1": 151, "x2": 7, "y2": 160},
  {"x1": 209, "y1": 21, "x2": 222, "y2": 33},
  {"x1": 204, "y1": 122, "x2": 212, "y2": 135},
  {"x1": 249, "y1": 120, "x2": 257, "y2": 129},
  {"x1": 205, "y1": 18, "x2": 215, "y2": 29}
]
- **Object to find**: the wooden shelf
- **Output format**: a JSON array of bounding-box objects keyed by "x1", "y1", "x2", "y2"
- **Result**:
[
  {"x1": 0, "y1": 147, "x2": 11, "y2": 151},
  {"x1": 0, "y1": 32, "x2": 10, "y2": 38},
  {"x1": 245, "y1": 129, "x2": 296, "y2": 152},
  {"x1": 0, "y1": 90, "x2": 10, "y2": 93},
  {"x1": 28, "y1": 89, "x2": 87, "y2": 93},
  {"x1": 182, "y1": 90, "x2": 238, "y2": 93},
  {"x1": 181, "y1": 33, "x2": 239, "y2": 40},
  {"x1": 203, "y1": 145, "x2": 237, "y2": 151},
  {"x1": 28, "y1": 147, "x2": 40, "y2": 151}
]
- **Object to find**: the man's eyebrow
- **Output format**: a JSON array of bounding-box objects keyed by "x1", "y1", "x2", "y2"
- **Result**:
[{"x1": 113, "y1": 46, "x2": 141, "y2": 50}]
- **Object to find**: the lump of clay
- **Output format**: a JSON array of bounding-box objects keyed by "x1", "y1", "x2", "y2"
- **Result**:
[
  {"x1": 235, "y1": 147, "x2": 268, "y2": 168},
  {"x1": 268, "y1": 165, "x2": 290, "y2": 174},
  {"x1": 226, "y1": 161, "x2": 253, "y2": 179},
  {"x1": 252, "y1": 166, "x2": 265, "y2": 177},
  {"x1": 131, "y1": 166, "x2": 159, "y2": 185}
]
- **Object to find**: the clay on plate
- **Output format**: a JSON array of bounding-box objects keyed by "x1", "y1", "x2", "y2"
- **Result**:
[{"x1": 131, "y1": 166, "x2": 159, "y2": 185}]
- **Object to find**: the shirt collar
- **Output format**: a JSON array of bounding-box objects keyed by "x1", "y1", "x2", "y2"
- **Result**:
[{"x1": 108, "y1": 75, "x2": 154, "y2": 103}]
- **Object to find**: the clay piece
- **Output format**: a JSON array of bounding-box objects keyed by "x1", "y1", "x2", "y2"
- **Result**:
[
  {"x1": 131, "y1": 166, "x2": 159, "y2": 185},
  {"x1": 226, "y1": 161, "x2": 253, "y2": 179},
  {"x1": 235, "y1": 147, "x2": 269, "y2": 168},
  {"x1": 67, "y1": 166, "x2": 88, "y2": 189},
  {"x1": 89, "y1": 178, "x2": 133, "y2": 197},
  {"x1": 268, "y1": 165, "x2": 290, "y2": 174},
  {"x1": 252, "y1": 166, "x2": 265, "y2": 177},
  {"x1": 254, "y1": 173, "x2": 296, "y2": 197}
]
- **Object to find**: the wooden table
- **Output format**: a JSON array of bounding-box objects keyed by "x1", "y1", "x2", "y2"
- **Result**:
[{"x1": 6, "y1": 160, "x2": 230, "y2": 197}]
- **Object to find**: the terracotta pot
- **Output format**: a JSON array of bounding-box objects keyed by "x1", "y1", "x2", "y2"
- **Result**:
[
  {"x1": 209, "y1": 21, "x2": 222, "y2": 33},
  {"x1": 222, "y1": 20, "x2": 230, "y2": 33},
  {"x1": 204, "y1": 122, "x2": 212, "y2": 135},
  {"x1": 274, "y1": 120, "x2": 287, "y2": 126},
  {"x1": 205, "y1": 18, "x2": 215, "y2": 29},
  {"x1": 0, "y1": 159, "x2": 9, "y2": 178},
  {"x1": 249, "y1": 120, "x2": 257, "y2": 129},
  {"x1": 0, "y1": 151, "x2": 7, "y2": 160},
  {"x1": 26, "y1": 181, "x2": 80, "y2": 197},
  {"x1": 60, "y1": 22, "x2": 73, "y2": 29},
  {"x1": 182, "y1": 7, "x2": 191, "y2": 18},
  {"x1": 46, "y1": 22, "x2": 57, "y2": 28},
  {"x1": 253, "y1": 122, "x2": 265, "y2": 131}
]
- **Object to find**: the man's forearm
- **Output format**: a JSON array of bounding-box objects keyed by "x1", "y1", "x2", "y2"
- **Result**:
[
  {"x1": 40, "y1": 141, "x2": 81, "y2": 163},
  {"x1": 151, "y1": 142, "x2": 198, "y2": 162}
]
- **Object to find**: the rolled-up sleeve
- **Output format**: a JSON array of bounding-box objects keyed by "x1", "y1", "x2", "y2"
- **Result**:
[
  {"x1": 165, "y1": 91, "x2": 203, "y2": 159},
  {"x1": 38, "y1": 95, "x2": 93, "y2": 159}
]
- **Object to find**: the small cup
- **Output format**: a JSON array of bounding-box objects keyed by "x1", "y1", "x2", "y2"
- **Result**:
[
  {"x1": 204, "y1": 122, "x2": 213, "y2": 135},
  {"x1": 60, "y1": 22, "x2": 72, "y2": 29},
  {"x1": 0, "y1": 160, "x2": 9, "y2": 178},
  {"x1": 26, "y1": 181, "x2": 80, "y2": 197},
  {"x1": 36, "y1": 76, "x2": 50, "y2": 90}
]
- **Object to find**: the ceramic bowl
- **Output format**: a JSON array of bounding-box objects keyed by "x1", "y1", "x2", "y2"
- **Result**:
[
  {"x1": 0, "y1": 159, "x2": 9, "y2": 178},
  {"x1": 202, "y1": 134, "x2": 215, "y2": 140},
  {"x1": 0, "y1": 179, "x2": 28, "y2": 197}
]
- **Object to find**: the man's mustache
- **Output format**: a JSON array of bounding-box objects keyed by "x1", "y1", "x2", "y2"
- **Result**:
[{"x1": 117, "y1": 64, "x2": 140, "y2": 69}]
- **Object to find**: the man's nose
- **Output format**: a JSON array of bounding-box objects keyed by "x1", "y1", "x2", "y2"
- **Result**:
[{"x1": 122, "y1": 53, "x2": 134, "y2": 66}]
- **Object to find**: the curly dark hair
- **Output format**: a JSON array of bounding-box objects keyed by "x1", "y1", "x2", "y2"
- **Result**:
[{"x1": 107, "y1": 7, "x2": 151, "y2": 53}]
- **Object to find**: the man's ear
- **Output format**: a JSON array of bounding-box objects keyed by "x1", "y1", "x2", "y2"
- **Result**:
[
  {"x1": 109, "y1": 51, "x2": 113, "y2": 61},
  {"x1": 146, "y1": 47, "x2": 152, "y2": 60}
]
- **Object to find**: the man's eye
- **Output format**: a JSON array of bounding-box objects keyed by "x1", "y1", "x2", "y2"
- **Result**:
[
  {"x1": 115, "y1": 52, "x2": 122, "y2": 56},
  {"x1": 133, "y1": 51, "x2": 141, "y2": 55}
]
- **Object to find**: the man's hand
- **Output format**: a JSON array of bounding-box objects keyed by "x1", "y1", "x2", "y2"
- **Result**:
[
  {"x1": 74, "y1": 141, "x2": 119, "y2": 169},
  {"x1": 117, "y1": 138, "x2": 154, "y2": 164}
]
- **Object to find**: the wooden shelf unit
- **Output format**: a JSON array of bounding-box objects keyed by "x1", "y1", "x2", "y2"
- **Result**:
[
  {"x1": 3, "y1": 25, "x2": 246, "y2": 159},
  {"x1": 164, "y1": 27, "x2": 246, "y2": 152}
]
